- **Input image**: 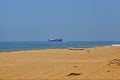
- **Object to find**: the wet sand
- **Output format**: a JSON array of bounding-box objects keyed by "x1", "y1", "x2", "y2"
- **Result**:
[{"x1": 0, "y1": 46, "x2": 120, "y2": 79}]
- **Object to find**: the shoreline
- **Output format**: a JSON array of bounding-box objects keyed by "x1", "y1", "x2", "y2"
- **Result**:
[
  {"x1": 0, "y1": 45, "x2": 112, "y2": 53},
  {"x1": 0, "y1": 48, "x2": 68, "y2": 54},
  {"x1": 1, "y1": 41, "x2": 120, "y2": 53}
]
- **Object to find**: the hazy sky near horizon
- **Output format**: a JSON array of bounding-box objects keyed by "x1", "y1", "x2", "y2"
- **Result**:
[{"x1": 0, "y1": 0, "x2": 120, "y2": 41}]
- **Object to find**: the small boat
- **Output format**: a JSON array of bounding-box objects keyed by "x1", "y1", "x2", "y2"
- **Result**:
[
  {"x1": 68, "y1": 47, "x2": 85, "y2": 50},
  {"x1": 48, "y1": 36, "x2": 63, "y2": 42}
]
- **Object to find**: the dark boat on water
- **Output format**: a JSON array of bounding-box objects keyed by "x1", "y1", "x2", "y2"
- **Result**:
[{"x1": 48, "y1": 36, "x2": 63, "y2": 42}]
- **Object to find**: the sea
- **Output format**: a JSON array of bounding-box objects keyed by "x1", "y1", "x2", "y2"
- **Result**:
[{"x1": 0, "y1": 41, "x2": 120, "y2": 52}]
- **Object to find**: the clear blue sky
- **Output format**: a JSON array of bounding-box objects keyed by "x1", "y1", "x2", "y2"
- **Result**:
[{"x1": 0, "y1": 0, "x2": 120, "y2": 41}]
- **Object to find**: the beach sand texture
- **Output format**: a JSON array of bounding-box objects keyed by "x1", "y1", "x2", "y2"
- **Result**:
[{"x1": 0, "y1": 46, "x2": 120, "y2": 79}]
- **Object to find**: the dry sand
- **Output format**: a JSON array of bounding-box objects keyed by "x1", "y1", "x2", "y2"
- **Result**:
[{"x1": 0, "y1": 46, "x2": 120, "y2": 80}]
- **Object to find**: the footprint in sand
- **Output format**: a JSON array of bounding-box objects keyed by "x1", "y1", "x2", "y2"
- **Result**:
[
  {"x1": 73, "y1": 66, "x2": 77, "y2": 68},
  {"x1": 67, "y1": 73, "x2": 82, "y2": 76},
  {"x1": 107, "y1": 58, "x2": 120, "y2": 67}
]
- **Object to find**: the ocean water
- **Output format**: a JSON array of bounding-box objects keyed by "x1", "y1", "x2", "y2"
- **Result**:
[{"x1": 0, "y1": 41, "x2": 120, "y2": 52}]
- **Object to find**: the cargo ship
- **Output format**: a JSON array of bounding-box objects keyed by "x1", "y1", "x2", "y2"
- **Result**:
[{"x1": 48, "y1": 36, "x2": 63, "y2": 42}]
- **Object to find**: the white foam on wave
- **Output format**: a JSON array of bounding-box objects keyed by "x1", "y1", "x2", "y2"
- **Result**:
[{"x1": 112, "y1": 44, "x2": 120, "y2": 46}]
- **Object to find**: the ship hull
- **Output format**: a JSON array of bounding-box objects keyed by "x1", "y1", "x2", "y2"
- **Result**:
[{"x1": 49, "y1": 39, "x2": 63, "y2": 42}]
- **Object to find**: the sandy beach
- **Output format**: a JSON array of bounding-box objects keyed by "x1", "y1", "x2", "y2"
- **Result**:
[{"x1": 0, "y1": 46, "x2": 120, "y2": 80}]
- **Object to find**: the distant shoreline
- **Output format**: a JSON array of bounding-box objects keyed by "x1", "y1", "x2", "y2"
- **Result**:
[
  {"x1": 0, "y1": 41, "x2": 120, "y2": 52},
  {"x1": 0, "y1": 45, "x2": 114, "y2": 54},
  {"x1": 0, "y1": 46, "x2": 107, "y2": 53}
]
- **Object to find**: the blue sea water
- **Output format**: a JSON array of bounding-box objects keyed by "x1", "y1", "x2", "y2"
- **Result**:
[{"x1": 0, "y1": 41, "x2": 120, "y2": 52}]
